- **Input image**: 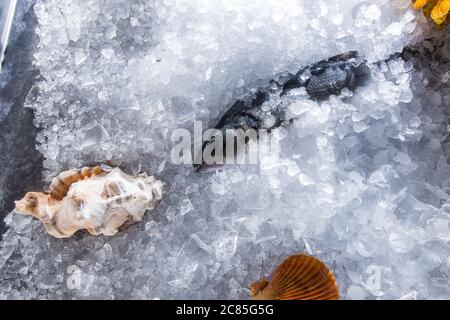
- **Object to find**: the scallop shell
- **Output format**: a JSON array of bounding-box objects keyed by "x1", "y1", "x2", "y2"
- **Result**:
[
  {"x1": 15, "y1": 167, "x2": 164, "y2": 238},
  {"x1": 251, "y1": 254, "x2": 339, "y2": 300}
]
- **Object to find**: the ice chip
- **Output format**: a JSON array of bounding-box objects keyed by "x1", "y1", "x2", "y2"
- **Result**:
[
  {"x1": 214, "y1": 231, "x2": 238, "y2": 261},
  {"x1": 179, "y1": 199, "x2": 194, "y2": 215},
  {"x1": 389, "y1": 233, "x2": 415, "y2": 253}
]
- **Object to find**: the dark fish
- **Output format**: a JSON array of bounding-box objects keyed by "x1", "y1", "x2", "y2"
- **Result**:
[
  {"x1": 194, "y1": 51, "x2": 371, "y2": 171},
  {"x1": 282, "y1": 51, "x2": 371, "y2": 99}
]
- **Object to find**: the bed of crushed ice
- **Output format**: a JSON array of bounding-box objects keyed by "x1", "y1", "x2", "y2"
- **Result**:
[{"x1": 0, "y1": 0, "x2": 449, "y2": 299}]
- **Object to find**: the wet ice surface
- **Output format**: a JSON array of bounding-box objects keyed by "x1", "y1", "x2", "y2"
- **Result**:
[
  {"x1": 0, "y1": 0, "x2": 42, "y2": 235},
  {"x1": 0, "y1": 0, "x2": 449, "y2": 299}
]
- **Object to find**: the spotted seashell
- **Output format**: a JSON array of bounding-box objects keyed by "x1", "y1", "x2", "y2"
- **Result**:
[
  {"x1": 49, "y1": 166, "x2": 105, "y2": 200},
  {"x1": 15, "y1": 167, "x2": 164, "y2": 238}
]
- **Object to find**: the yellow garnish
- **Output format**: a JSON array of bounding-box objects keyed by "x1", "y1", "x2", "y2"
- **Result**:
[{"x1": 413, "y1": 0, "x2": 450, "y2": 26}]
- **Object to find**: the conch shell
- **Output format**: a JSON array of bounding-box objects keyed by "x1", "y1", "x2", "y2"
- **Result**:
[
  {"x1": 251, "y1": 254, "x2": 339, "y2": 300},
  {"x1": 15, "y1": 167, "x2": 164, "y2": 238}
]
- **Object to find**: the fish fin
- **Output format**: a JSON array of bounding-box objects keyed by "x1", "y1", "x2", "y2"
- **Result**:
[
  {"x1": 326, "y1": 51, "x2": 358, "y2": 63},
  {"x1": 308, "y1": 51, "x2": 358, "y2": 78},
  {"x1": 267, "y1": 254, "x2": 339, "y2": 300}
]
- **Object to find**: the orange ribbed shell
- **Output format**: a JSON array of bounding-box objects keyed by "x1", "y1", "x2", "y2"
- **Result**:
[{"x1": 252, "y1": 254, "x2": 339, "y2": 300}]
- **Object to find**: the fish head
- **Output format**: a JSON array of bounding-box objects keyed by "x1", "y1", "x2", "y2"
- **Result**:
[
  {"x1": 194, "y1": 122, "x2": 257, "y2": 172},
  {"x1": 15, "y1": 191, "x2": 48, "y2": 216}
]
